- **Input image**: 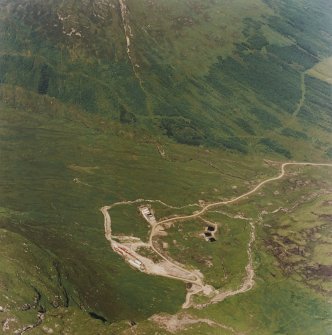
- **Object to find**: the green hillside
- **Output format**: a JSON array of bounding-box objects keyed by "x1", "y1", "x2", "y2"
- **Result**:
[
  {"x1": 0, "y1": 0, "x2": 331, "y2": 334},
  {"x1": 0, "y1": 0, "x2": 331, "y2": 154}
]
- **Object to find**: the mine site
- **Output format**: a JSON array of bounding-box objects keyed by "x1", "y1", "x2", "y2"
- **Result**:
[{"x1": 101, "y1": 161, "x2": 332, "y2": 309}]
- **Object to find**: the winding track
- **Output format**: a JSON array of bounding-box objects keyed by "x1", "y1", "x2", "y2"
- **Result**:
[
  {"x1": 101, "y1": 161, "x2": 332, "y2": 307},
  {"x1": 150, "y1": 162, "x2": 332, "y2": 231}
]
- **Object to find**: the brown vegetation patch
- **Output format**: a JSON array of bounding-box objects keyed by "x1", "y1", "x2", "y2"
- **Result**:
[{"x1": 266, "y1": 224, "x2": 332, "y2": 294}]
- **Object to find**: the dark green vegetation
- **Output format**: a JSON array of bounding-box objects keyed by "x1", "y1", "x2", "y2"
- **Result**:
[
  {"x1": 0, "y1": 0, "x2": 331, "y2": 334},
  {"x1": 0, "y1": 99, "x2": 275, "y2": 333},
  {"x1": 0, "y1": 0, "x2": 331, "y2": 154}
]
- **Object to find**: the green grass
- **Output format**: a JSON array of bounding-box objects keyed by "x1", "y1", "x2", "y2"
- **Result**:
[
  {"x1": 0, "y1": 97, "x2": 331, "y2": 333},
  {"x1": 108, "y1": 205, "x2": 151, "y2": 242},
  {"x1": 1, "y1": 0, "x2": 331, "y2": 154},
  {"x1": 0, "y1": 99, "x2": 274, "y2": 324},
  {"x1": 0, "y1": 0, "x2": 332, "y2": 333},
  {"x1": 159, "y1": 214, "x2": 250, "y2": 290}
]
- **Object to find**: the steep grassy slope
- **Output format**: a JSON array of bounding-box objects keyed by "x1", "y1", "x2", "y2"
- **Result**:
[
  {"x1": 0, "y1": 85, "x2": 331, "y2": 335},
  {"x1": 0, "y1": 0, "x2": 331, "y2": 334},
  {"x1": 0, "y1": 0, "x2": 331, "y2": 154},
  {"x1": 0, "y1": 95, "x2": 276, "y2": 328}
]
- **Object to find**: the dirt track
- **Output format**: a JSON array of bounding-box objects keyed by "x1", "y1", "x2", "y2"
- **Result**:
[
  {"x1": 151, "y1": 162, "x2": 332, "y2": 228},
  {"x1": 101, "y1": 161, "x2": 332, "y2": 308}
]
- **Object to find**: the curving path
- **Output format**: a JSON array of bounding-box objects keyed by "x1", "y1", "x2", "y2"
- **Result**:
[
  {"x1": 150, "y1": 162, "x2": 332, "y2": 230},
  {"x1": 101, "y1": 161, "x2": 332, "y2": 308}
]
